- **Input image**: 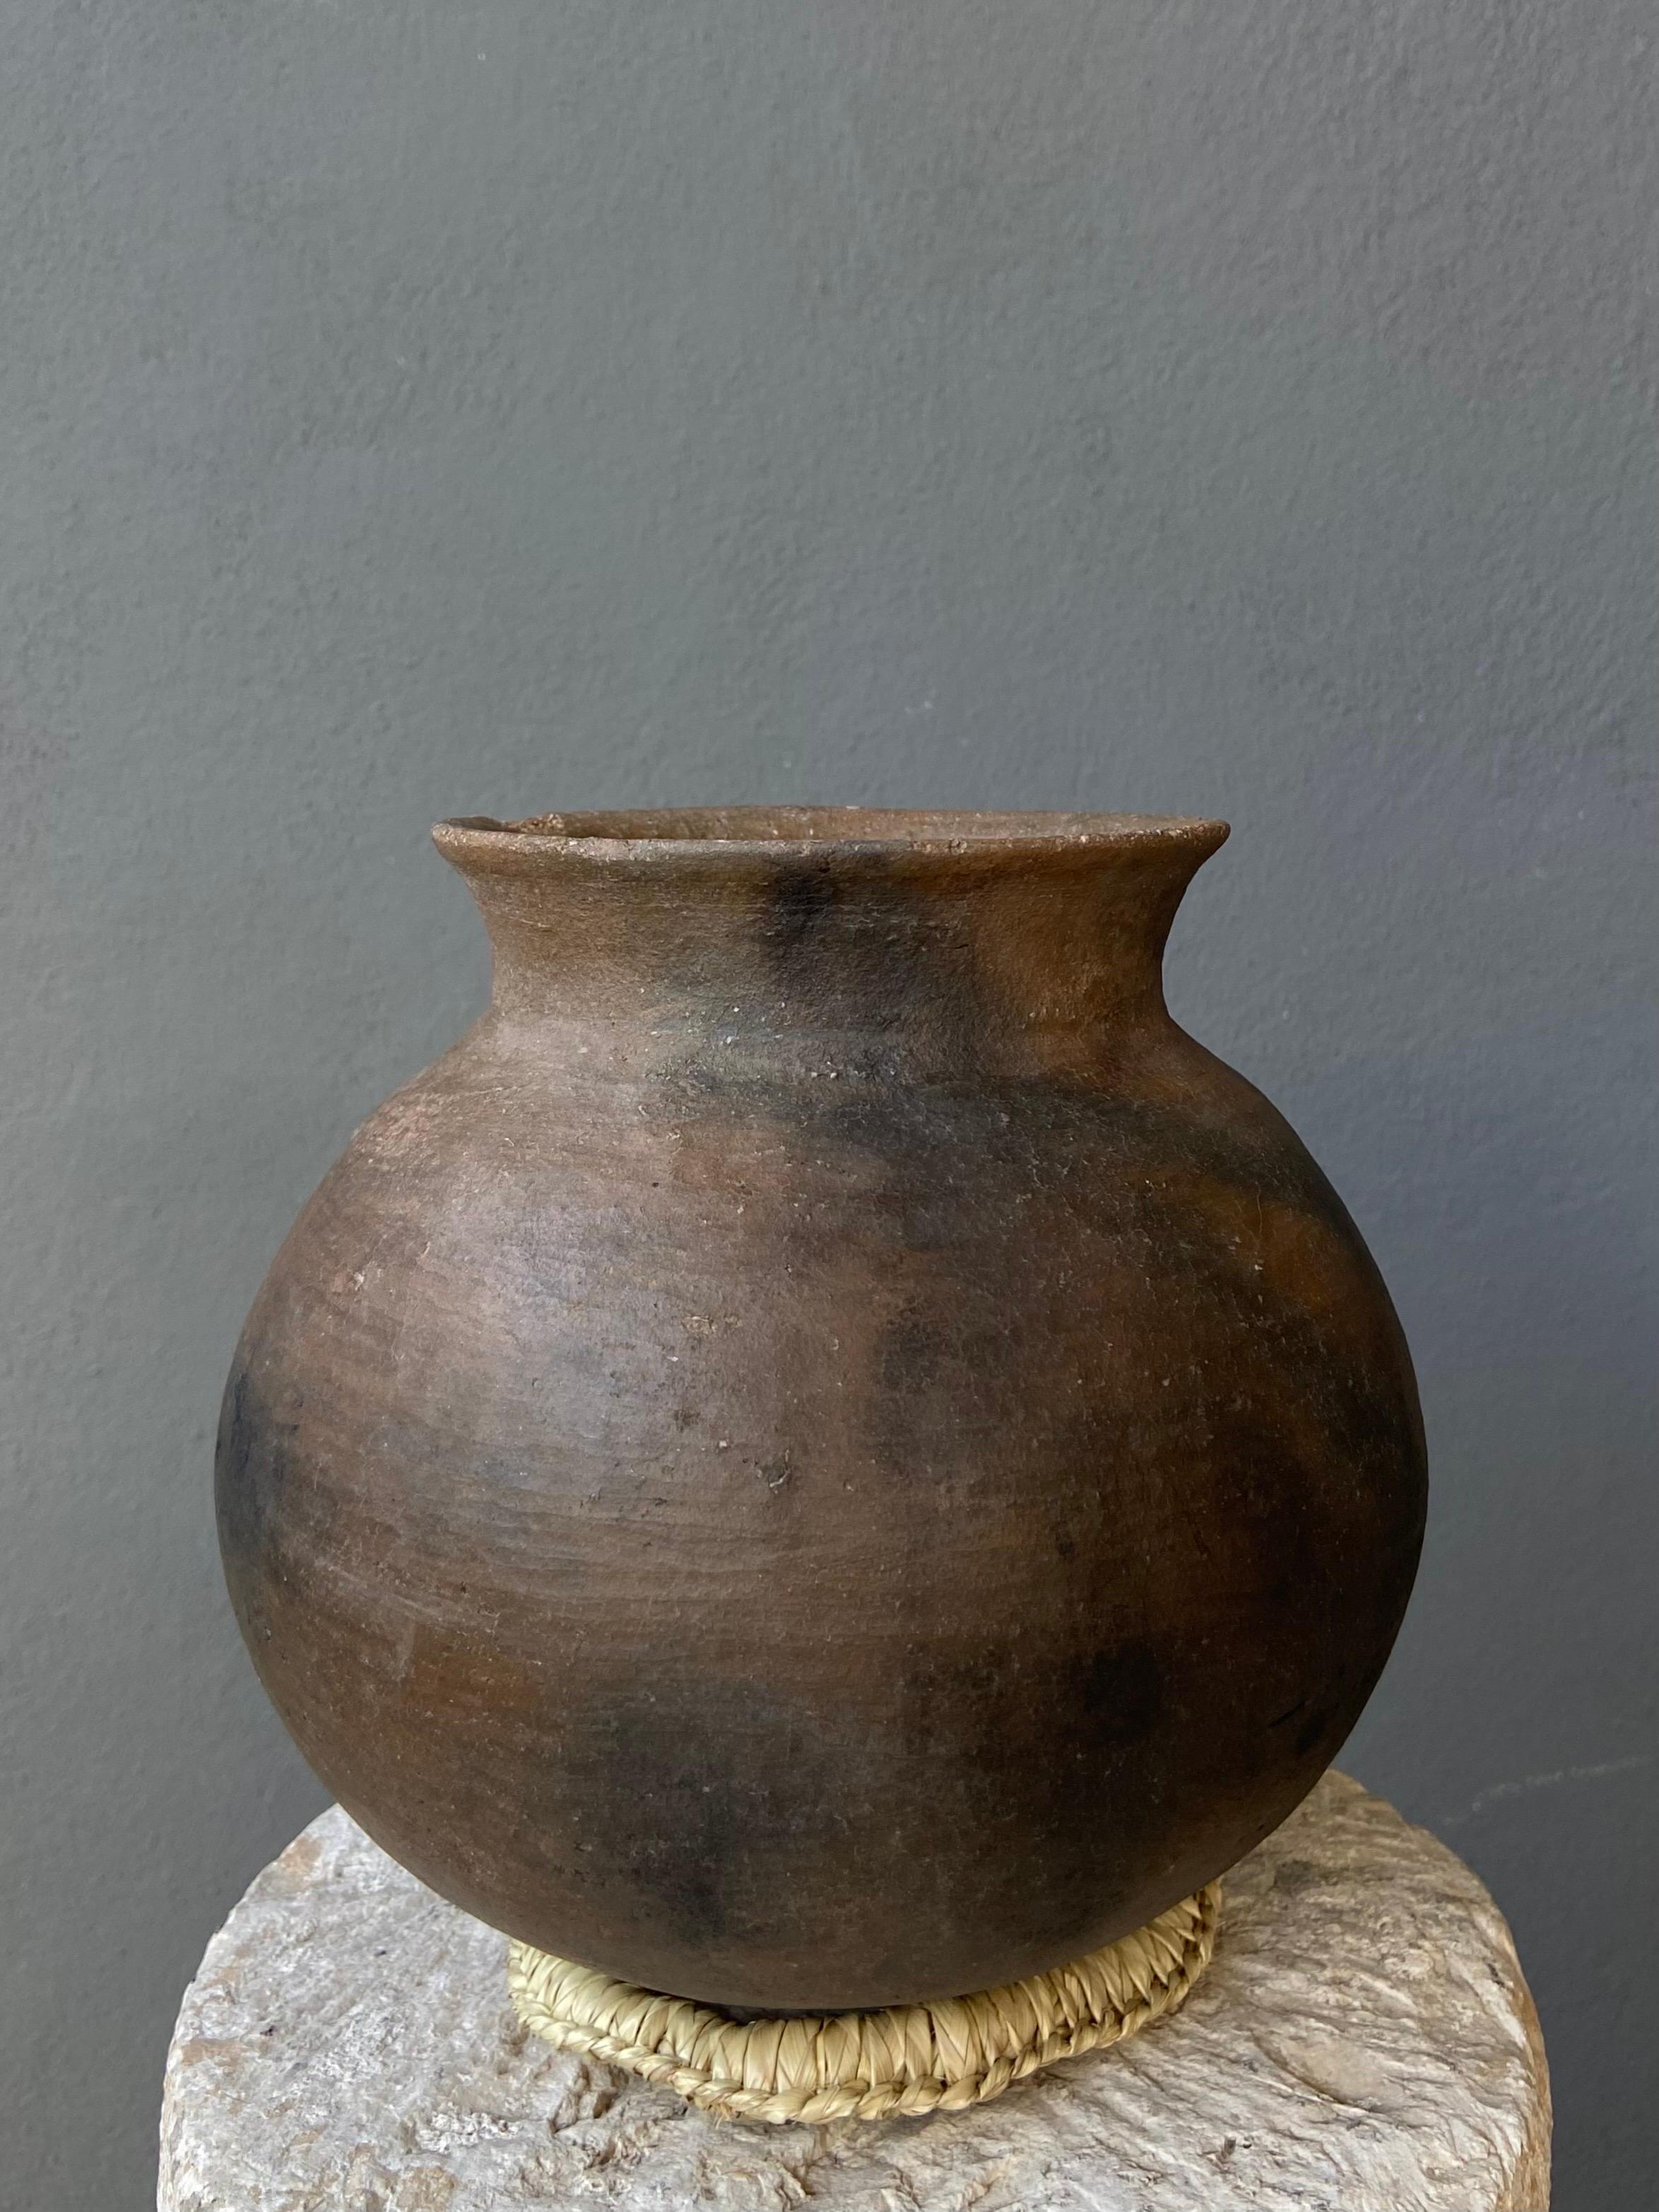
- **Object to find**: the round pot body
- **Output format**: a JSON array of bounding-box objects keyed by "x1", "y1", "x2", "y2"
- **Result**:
[{"x1": 218, "y1": 808, "x2": 1426, "y2": 2013}]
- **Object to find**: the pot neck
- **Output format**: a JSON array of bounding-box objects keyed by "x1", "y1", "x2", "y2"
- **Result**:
[{"x1": 433, "y1": 811, "x2": 1227, "y2": 1070}]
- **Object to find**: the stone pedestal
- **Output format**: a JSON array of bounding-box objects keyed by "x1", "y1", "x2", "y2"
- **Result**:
[{"x1": 159, "y1": 1772, "x2": 1549, "y2": 2211}]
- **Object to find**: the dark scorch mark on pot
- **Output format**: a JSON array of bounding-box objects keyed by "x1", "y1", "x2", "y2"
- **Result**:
[
  {"x1": 757, "y1": 858, "x2": 996, "y2": 1063},
  {"x1": 542, "y1": 1675, "x2": 858, "y2": 1984},
  {"x1": 765, "y1": 858, "x2": 839, "y2": 961},
  {"x1": 218, "y1": 1362, "x2": 293, "y2": 1580},
  {"x1": 553, "y1": 1639, "x2": 1181, "y2": 2001}
]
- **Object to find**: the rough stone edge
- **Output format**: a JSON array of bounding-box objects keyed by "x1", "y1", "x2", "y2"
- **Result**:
[{"x1": 1498, "y1": 1948, "x2": 1553, "y2": 2210}]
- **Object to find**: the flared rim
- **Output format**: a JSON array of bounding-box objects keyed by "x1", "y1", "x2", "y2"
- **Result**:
[{"x1": 434, "y1": 807, "x2": 1229, "y2": 871}]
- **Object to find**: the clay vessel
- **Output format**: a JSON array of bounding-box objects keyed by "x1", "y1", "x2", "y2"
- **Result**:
[{"x1": 218, "y1": 808, "x2": 1426, "y2": 2012}]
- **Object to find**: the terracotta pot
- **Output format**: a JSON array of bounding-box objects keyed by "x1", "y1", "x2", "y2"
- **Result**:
[{"x1": 218, "y1": 808, "x2": 1426, "y2": 2013}]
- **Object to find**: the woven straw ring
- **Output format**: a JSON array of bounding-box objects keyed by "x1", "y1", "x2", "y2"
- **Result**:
[{"x1": 509, "y1": 1883, "x2": 1221, "y2": 2124}]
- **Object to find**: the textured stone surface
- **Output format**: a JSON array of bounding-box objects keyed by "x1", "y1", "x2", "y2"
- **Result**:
[{"x1": 160, "y1": 1772, "x2": 1547, "y2": 2210}]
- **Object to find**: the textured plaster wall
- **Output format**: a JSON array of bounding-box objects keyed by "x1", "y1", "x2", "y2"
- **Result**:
[{"x1": 0, "y1": 4, "x2": 1652, "y2": 2207}]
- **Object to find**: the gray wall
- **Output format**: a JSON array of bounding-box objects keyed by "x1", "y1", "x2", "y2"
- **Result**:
[{"x1": 1, "y1": 3, "x2": 1652, "y2": 2205}]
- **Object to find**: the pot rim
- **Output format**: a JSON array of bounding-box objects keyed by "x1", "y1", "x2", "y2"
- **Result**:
[{"x1": 434, "y1": 807, "x2": 1230, "y2": 870}]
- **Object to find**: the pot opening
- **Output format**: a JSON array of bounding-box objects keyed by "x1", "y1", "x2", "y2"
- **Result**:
[{"x1": 439, "y1": 806, "x2": 1227, "y2": 854}]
